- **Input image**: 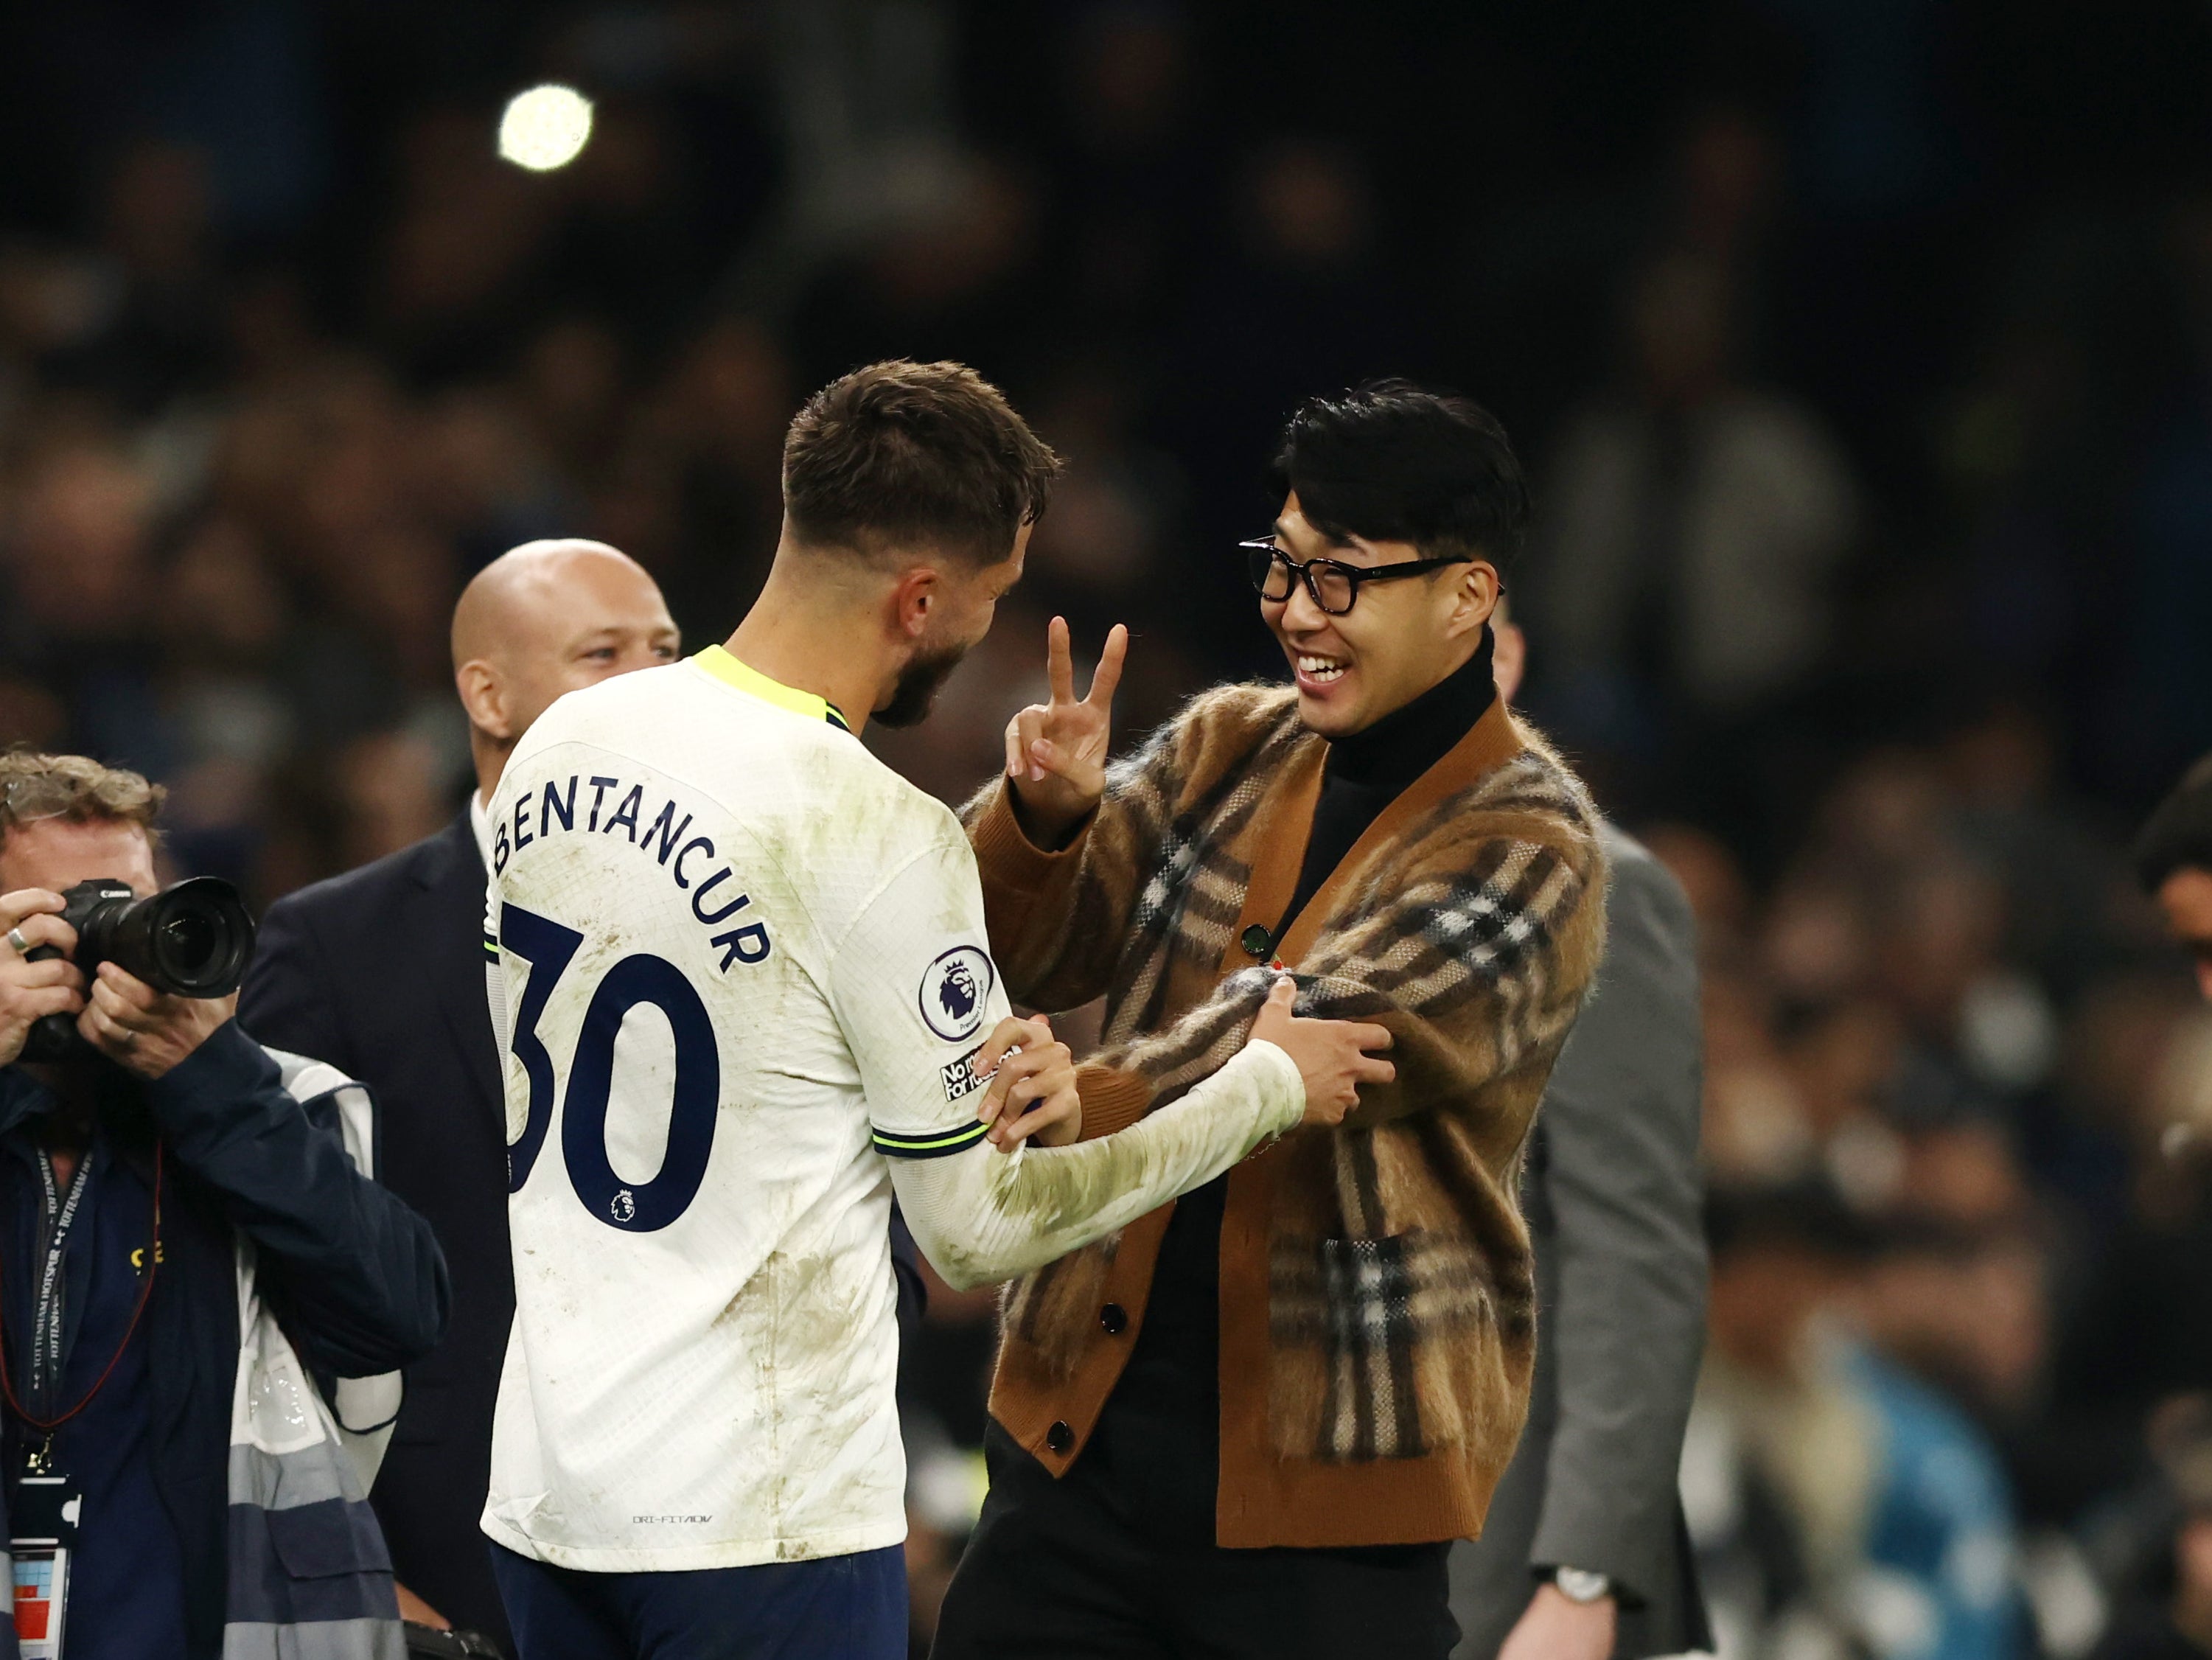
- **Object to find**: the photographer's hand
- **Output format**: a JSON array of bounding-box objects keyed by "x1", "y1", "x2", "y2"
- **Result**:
[
  {"x1": 0, "y1": 888, "x2": 84, "y2": 1067},
  {"x1": 80, "y1": 961, "x2": 237, "y2": 1081}
]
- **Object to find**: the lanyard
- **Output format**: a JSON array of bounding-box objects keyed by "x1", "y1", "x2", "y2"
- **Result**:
[
  {"x1": 0, "y1": 1143, "x2": 162, "y2": 1468},
  {"x1": 27, "y1": 1155, "x2": 89, "y2": 1417}
]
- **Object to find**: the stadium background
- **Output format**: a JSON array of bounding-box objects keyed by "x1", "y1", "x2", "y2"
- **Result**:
[{"x1": 6, "y1": 3, "x2": 2212, "y2": 1654}]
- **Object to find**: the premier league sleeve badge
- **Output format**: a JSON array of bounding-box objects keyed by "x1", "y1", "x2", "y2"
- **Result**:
[{"x1": 918, "y1": 945, "x2": 996, "y2": 1044}]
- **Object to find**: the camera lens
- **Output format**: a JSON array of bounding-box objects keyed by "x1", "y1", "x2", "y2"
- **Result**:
[
  {"x1": 160, "y1": 910, "x2": 217, "y2": 976},
  {"x1": 108, "y1": 877, "x2": 257, "y2": 998}
]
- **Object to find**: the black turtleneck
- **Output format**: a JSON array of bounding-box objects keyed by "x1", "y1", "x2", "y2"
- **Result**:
[{"x1": 1087, "y1": 628, "x2": 1497, "y2": 1521}]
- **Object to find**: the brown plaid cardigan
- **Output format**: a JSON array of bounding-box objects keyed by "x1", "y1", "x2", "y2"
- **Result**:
[{"x1": 960, "y1": 681, "x2": 1608, "y2": 1549}]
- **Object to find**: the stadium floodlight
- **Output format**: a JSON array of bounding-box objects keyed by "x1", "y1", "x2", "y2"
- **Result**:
[{"x1": 498, "y1": 83, "x2": 594, "y2": 172}]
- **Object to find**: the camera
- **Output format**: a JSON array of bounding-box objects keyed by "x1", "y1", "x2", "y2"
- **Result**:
[{"x1": 19, "y1": 876, "x2": 257, "y2": 1063}]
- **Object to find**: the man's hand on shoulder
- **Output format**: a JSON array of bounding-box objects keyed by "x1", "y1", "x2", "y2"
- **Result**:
[
  {"x1": 79, "y1": 961, "x2": 236, "y2": 1080},
  {"x1": 1499, "y1": 1582, "x2": 1616, "y2": 1660},
  {"x1": 1002, "y1": 617, "x2": 1126, "y2": 850}
]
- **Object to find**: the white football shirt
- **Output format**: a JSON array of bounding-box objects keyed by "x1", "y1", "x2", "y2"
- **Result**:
[{"x1": 481, "y1": 646, "x2": 1016, "y2": 1572}]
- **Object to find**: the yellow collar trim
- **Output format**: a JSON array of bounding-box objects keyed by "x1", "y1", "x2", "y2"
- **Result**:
[{"x1": 692, "y1": 646, "x2": 851, "y2": 730}]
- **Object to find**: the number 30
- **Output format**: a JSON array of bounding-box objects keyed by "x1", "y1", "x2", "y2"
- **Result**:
[{"x1": 498, "y1": 903, "x2": 721, "y2": 1231}]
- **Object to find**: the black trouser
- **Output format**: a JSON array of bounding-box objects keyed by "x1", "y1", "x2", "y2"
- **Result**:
[{"x1": 931, "y1": 1417, "x2": 1457, "y2": 1660}]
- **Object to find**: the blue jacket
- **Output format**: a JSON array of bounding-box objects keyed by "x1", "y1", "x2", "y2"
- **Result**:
[
  {"x1": 0, "y1": 1021, "x2": 450, "y2": 1659},
  {"x1": 1849, "y1": 1343, "x2": 2021, "y2": 1660}
]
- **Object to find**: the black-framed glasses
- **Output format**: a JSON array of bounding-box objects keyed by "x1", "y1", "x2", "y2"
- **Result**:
[{"x1": 1240, "y1": 537, "x2": 1482, "y2": 617}]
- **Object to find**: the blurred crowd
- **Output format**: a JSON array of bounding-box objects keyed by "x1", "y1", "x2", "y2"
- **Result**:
[
  {"x1": 7, "y1": 3, "x2": 2212, "y2": 1657},
  {"x1": 1655, "y1": 725, "x2": 2199, "y2": 1659}
]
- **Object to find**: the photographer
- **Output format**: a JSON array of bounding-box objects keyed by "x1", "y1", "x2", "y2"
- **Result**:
[{"x1": 0, "y1": 753, "x2": 449, "y2": 1659}]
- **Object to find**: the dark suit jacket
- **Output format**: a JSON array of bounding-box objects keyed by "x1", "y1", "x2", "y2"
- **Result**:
[
  {"x1": 240, "y1": 810, "x2": 930, "y2": 1645},
  {"x1": 240, "y1": 813, "x2": 517, "y2": 1645},
  {"x1": 1449, "y1": 823, "x2": 1712, "y2": 1659}
]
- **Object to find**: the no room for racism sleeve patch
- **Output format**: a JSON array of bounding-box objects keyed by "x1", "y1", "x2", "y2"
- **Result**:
[{"x1": 938, "y1": 1042, "x2": 999, "y2": 1104}]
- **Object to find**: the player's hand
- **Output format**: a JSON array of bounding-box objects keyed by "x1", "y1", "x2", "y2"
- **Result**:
[
  {"x1": 1248, "y1": 977, "x2": 1395, "y2": 1128},
  {"x1": 1498, "y1": 1583, "x2": 1616, "y2": 1660},
  {"x1": 78, "y1": 961, "x2": 236, "y2": 1081},
  {"x1": 1003, "y1": 617, "x2": 1126, "y2": 849},
  {"x1": 0, "y1": 890, "x2": 84, "y2": 1068},
  {"x1": 972, "y1": 1014, "x2": 1081, "y2": 1150}
]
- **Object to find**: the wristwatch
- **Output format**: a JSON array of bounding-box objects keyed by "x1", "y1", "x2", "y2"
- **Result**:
[{"x1": 1552, "y1": 1566, "x2": 1613, "y2": 1604}]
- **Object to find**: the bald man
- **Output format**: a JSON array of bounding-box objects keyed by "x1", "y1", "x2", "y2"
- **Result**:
[
  {"x1": 448, "y1": 540, "x2": 684, "y2": 819},
  {"x1": 240, "y1": 540, "x2": 682, "y2": 1648}
]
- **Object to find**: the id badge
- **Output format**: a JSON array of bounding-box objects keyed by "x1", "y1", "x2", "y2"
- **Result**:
[{"x1": 13, "y1": 1472, "x2": 80, "y2": 1660}]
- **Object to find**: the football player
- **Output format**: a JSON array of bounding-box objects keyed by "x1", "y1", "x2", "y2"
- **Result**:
[{"x1": 480, "y1": 360, "x2": 1394, "y2": 1659}]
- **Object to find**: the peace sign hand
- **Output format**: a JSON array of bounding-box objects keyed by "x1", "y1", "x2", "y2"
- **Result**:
[{"x1": 1003, "y1": 617, "x2": 1127, "y2": 848}]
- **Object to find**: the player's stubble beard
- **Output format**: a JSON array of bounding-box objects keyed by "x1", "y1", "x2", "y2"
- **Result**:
[{"x1": 873, "y1": 638, "x2": 970, "y2": 729}]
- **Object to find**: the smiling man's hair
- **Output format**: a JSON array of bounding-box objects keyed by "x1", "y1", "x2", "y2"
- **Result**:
[
  {"x1": 783, "y1": 360, "x2": 1064, "y2": 567},
  {"x1": 1268, "y1": 379, "x2": 1528, "y2": 575}
]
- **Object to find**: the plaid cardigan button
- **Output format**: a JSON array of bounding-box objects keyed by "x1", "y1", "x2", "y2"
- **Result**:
[
  {"x1": 1099, "y1": 1302, "x2": 1127, "y2": 1336},
  {"x1": 1240, "y1": 924, "x2": 1272, "y2": 959},
  {"x1": 1045, "y1": 1420, "x2": 1075, "y2": 1455}
]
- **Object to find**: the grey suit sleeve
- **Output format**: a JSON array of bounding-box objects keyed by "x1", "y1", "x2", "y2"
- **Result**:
[{"x1": 1527, "y1": 836, "x2": 1707, "y2": 1605}]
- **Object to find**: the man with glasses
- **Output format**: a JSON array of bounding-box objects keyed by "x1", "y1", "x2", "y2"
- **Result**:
[{"x1": 931, "y1": 380, "x2": 1611, "y2": 1660}]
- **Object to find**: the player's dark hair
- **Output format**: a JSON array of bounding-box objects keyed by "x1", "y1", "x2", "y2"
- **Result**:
[
  {"x1": 2135, "y1": 750, "x2": 2212, "y2": 892},
  {"x1": 782, "y1": 360, "x2": 1064, "y2": 565},
  {"x1": 1268, "y1": 379, "x2": 1529, "y2": 575}
]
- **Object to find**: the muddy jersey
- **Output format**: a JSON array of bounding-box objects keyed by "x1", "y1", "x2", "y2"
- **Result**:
[{"x1": 481, "y1": 646, "x2": 1013, "y2": 1572}]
